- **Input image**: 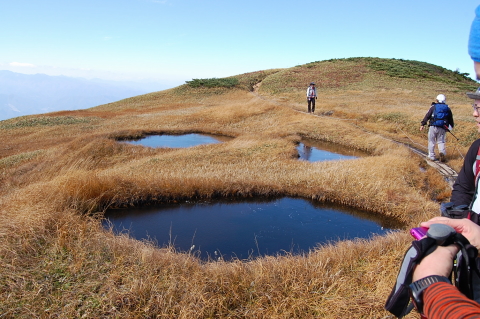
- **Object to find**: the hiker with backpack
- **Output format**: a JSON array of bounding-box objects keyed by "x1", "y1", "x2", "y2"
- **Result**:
[
  {"x1": 420, "y1": 94, "x2": 454, "y2": 162},
  {"x1": 306, "y1": 82, "x2": 317, "y2": 113}
]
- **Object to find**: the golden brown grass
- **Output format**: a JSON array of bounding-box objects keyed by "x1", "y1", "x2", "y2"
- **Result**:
[{"x1": 0, "y1": 58, "x2": 476, "y2": 318}]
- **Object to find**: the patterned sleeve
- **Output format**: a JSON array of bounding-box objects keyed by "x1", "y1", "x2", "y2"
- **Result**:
[{"x1": 423, "y1": 282, "x2": 480, "y2": 318}]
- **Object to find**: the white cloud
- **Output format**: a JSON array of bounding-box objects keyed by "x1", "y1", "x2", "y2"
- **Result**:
[
  {"x1": 10, "y1": 62, "x2": 36, "y2": 68},
  {"x1": 8, "y1": 104, "x2": 20, "y2": 112}
]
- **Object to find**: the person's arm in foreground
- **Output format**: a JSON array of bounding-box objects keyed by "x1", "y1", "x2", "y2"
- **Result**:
[
  {"x1": 413, "y1": 218, "x2": 480, "y2": 318},
  {"x1": 424, "y1": 282, "x2": 480, "y2": 319}
]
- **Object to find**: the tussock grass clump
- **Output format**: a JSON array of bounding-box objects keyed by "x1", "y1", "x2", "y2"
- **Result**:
[
  {"x1": 0, "y1": 57, "x2": 469, "y2": 318},
  {"x1": 0, "y1": 115, "x2": 99, "y2": 129},
  {"x1": 184, "y1": 70, "x2": 282, "y2": 92},
  {"x1": 186, "y1": 77, "x2": 239, "y2": 88},
  {"x1": 365, "y1": 58, "x2": 476, "y2": 90},
  {"x1": 0, "y1": 150, "x2": 44, "y2": 169}
]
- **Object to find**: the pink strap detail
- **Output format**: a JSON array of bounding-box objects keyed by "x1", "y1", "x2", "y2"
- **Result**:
[{"x1": 475, "y1": 146, "x2": 480, "y2": 186}]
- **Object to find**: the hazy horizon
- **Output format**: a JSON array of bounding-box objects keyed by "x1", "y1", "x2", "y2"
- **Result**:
[{"x1": 0, "y1": 70, "x2": 172, "y2": 121}]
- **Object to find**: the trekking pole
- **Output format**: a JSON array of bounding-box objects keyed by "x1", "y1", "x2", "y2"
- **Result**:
[{"x1": 444, "y1": 125, "x2": 460, "y2": 141}]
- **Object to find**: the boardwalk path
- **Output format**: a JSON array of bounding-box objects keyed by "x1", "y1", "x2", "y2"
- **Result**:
[{"x1": 406, "y1": 144, "x2": 458, "y2": 189}]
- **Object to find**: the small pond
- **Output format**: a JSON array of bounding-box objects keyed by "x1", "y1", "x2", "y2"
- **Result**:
[
  {"x1": 297, "y1": 139, "x2": 369, "y2": 162},
  {"x1": 122, "y1": 135, "x2": 366, "y2": 164},
  {"x1": 122, "y1": 133, "x2": 231, "y2": 148},
  {"x1": 104, "y1": 197, "x2": 400, "y2": 261}
]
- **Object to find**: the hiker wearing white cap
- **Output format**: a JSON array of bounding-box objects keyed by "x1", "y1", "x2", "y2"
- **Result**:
[
  {"x1": 306, "y1": 82, "x2": 317, "y2": 113},
  {"x1": 420, "y1": 94, "x2": 454, "y2": 162}
]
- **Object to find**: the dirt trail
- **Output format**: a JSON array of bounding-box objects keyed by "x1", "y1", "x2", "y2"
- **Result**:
[{"x1": 249, "y1": 86, "x2": 458, "y2": 188}]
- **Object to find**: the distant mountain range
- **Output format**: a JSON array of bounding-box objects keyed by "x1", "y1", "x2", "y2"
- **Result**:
[{"x1": 0, "y1": 71, "x2": 169, "y2": 121}]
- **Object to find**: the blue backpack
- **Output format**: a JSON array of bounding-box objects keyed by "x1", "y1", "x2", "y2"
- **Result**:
[{"x1": 430, "y1": 103, "x2": 450, "y2": 128}]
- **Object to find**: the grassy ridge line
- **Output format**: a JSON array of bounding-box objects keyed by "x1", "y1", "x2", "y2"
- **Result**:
[{"x1": 180, "y1": 58, "x2": 475, "y2": 93}]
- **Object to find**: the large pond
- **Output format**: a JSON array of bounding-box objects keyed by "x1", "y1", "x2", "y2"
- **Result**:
[
  {"x1": 104, "y1": 197, "x2": 399, "y2": 261},
  {"x1": 122, "y1": 133, "x2": 231, "y2": 148},
  {"x1": 297, "y1": 139, "x2": 369, "y2": 162}
]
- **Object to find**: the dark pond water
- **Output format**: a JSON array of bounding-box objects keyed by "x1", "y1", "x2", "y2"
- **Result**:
[
  {"x1": 123, "y1": 133, "x2": 231, "y2": 148},
  {"x1": 297, "y1": 139, "x2": 369, "y2": 162},
  {"x1": 104, "y1": 197, "x2": 399, "y2": 261}
]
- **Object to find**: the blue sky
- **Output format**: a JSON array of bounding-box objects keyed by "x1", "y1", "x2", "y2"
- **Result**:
[{"x1": 1, "y1": 0, "x2": 479, "y2": 89}]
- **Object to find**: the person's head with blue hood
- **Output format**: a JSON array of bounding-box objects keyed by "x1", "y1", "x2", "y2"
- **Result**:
[
  {"x1": 467, "y1": 6, "x2": 480, "y2": 104},
  {"x1": 469, "y1": 5, "x2": 480, "y2": 80}
]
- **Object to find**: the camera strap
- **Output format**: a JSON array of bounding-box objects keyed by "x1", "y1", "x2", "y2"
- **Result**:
[
  {"x1": 385, "y1": 237, "x2": 438, "y2": 318},
  {"x1": 441, "y1": 202, "x2": 480, "y2": 225},
  {"x1": 385, "y1": 230, "x2": 479, "y2": 318}
]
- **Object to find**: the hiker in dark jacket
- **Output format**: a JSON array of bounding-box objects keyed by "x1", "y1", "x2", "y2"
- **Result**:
[{"x1": 420, "y1": 94, "x2": 454, "y2": 162}]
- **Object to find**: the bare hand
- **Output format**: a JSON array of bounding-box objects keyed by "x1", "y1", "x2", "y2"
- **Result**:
[
  {"x1": 420, "y1": 217, "x2": 480, "y2": 250},
  {"x1": 420, "y1": 126, "x2": 424, "y2": 131}
]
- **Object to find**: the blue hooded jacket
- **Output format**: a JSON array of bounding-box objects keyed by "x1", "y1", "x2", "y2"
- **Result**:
[{"x1": 469, "y1": 5, "x2": 480, "y2": 62}]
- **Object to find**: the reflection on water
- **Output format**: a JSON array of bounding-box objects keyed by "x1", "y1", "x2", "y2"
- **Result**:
[
  {"x1": 297, "y1": 139, "x2": 369, "y2": 162},
  {"x1": 123, "y1": 133, "x2": 231, "y2": 148},
  {"x1": 104, "y1": 197, "x2": 400, "y2": 261}
]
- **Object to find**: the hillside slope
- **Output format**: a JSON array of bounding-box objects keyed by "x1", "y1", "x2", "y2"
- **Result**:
[
  {"x1": 89, "y1": 57, "x2": 478, "y2": 169},
  {"x1": 0, "y1": 57, "x2": 478, "y2": 318}
]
